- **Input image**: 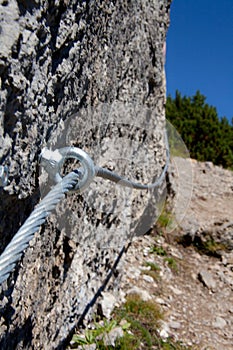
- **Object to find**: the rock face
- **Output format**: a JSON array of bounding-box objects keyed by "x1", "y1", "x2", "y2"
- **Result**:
[{"x1": 0, "y1": 1, "x2": 171, "y2": 349}]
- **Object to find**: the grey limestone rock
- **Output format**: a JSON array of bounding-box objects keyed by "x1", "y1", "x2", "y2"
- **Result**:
[
  {"x1": 0, "y1": 0, "x2": 171, "y2": 348},
  {"x1": 198, "y1": 269, "x2": 216, "y2": 291},
  {"x1": 212, "y1": 316, "x2": 227, "y2": 329},
  {"x1": 103, "y1": 326, "x2": 124, "y2": 347}
]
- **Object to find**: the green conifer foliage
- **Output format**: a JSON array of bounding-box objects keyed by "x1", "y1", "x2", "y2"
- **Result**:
[{"x1": 166, "y1": 90, "x2": 233, "y2": 169}]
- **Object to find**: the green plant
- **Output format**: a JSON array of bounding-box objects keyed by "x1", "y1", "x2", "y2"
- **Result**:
[
  {"x1": 178, "y1": 233, "x2": 228, "y2": 258},
  {"x1": 157, "y1": 210, "x2": 174, "y2": 229},
  {"x1": 194, "y1": 238, "x2": 227, "y2": 257},
  {"x1": 71, "y1": 318, "x2": 120, "y2": 347},
  {"x1": 113, "y1": 294, "x2": 192, "y2": 349},
  {"x1": 159, "y1": 337, "x2": 192, "y2": 349},
  {"x1": 142, "y1": 261, "x2": 161, "y2": 280},
  {"x1": 72, "y1": 331, "x2": 94, "y2": 346},
  {"x1": 150, "y1": 245, "x2": 167, "y2": 256},
  {"x1": 164, "y1": 257, "x2": 178, "y2": 272},
  {"x1": 124, "y1": 294, "x2": 162, "y2": 319},
  {"x1": 144, "y1": 261, "x2": 161, "y2": 271},
  {"x1": 113, "y1": 294, "x2": 163, "y2": 349},
  {"x1": 70, "y1": 294, "x2": 194, "y2": 350}
]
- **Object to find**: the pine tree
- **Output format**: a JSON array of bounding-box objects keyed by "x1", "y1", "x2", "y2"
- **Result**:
[{"x1": 166, "y1": 90, "x2": 233, "y2": 169}]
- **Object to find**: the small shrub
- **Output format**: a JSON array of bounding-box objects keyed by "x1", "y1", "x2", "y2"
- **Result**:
[
  {"x1": 194, "y1": 238, "x2": 227, "y2": 257},
  {"x1": 113, "y1": 294, "x2": 192, "y2": 349},
  {"x1": 113, "y1": 294, "x2": 163, "y2": 348},
  {"x1": 70, "y1": 294, "x2": 194, "y2": 350},
  {"x1": 70, "y1": 319, "x2": 119, "y2": 347},
  {"x1": 178, "y1": 234, "x2": 228, "y2": 257},
  {"x1": 150, "y1": 245, "x2": 167, "y2": 256}
]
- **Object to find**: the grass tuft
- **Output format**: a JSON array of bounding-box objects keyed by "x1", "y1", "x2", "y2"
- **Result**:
[
  {"x1": 164, "y1": 257, "x2": 178, "y2": 272},
  {"x1": 69, "y1": 295, "x2": 194, "y2": 349},
  {"x1": 150, "y1": 245, "x2": 167, "y2": 256}
]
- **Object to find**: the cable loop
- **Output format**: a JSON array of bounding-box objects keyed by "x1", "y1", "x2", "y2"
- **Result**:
[
  {"x1": 40, "y1": 131, "x2": 169, "y2": 192},
  {"x1": 40, "y1": 146, "x2": 95, "y2": 193},
  {"x1": 0, "y1": 133, "x2": 169, "y2": 285},
  {"x1": 58, "y1": 147, "x2": 95, "y2": 192}
]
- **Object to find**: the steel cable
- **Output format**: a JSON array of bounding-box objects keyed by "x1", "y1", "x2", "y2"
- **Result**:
[
  {"x1": 0, "y1": 133, "x2": 169, "y2": 285},
  {"x1": 0, "y1": 170, "x2": 80, "y2": 285},
  {"x1": 95, "y1": 131, "x2": 169, "y2": 189}
]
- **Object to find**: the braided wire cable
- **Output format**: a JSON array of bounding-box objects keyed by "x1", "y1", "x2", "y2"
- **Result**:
[
  {"x1": 0, "y1": 170, "x2": 80, "y2": 285},
  {"x1": 95, "y1": 131, "x2": 169, "y2": 189},
  {"x1": 0, "y1": 132, "x2": 169, "y2": 285}
]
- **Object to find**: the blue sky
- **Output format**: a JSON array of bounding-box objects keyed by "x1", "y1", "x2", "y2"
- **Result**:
[{"x1": 165, "y1": 0, "x2": 233, "y2": 123}]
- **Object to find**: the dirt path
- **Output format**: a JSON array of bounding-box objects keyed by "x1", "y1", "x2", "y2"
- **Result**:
[
  {"x1": 120, "y1": 158, "x2": 233, "y2": 349},
  {"x1": 121, "y1": 235, "x2": 233, "y2": 349}
]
